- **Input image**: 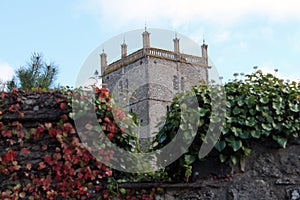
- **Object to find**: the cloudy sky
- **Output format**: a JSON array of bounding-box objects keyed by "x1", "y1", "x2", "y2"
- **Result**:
[{"x1": 1, "y1": 0, "x2": 300, "y2": 86}]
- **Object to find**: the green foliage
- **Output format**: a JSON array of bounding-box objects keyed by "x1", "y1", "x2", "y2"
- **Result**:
[
  {"x1": 152, "y1": 70, "x2": 300, "y2": 180},
  {"x1": 1, "y1": 70, "x2": 299, "y2": 198},
  {"x1": 7, "y1": 52, "x2": 58, "y2": 90}
]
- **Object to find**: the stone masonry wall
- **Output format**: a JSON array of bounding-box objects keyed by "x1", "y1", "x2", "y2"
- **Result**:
[{"x1": 1, "y1": 92, "x2": 300, "y2": 199}]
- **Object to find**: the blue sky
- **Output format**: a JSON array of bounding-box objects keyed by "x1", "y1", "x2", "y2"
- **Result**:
[{"x1": 1, "y1": 0, "x2": 300, "y2": 87}]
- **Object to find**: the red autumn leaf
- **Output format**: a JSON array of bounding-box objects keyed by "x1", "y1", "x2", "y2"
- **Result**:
[
  {"x1": 44, "y1": 122, "x2": 52, "y2": 129},
  {"x1": 62, "y1": 123, "x2": 73, "y2": 132},
  {"x1": 18, "y1": 130, "x2": 24, "y2": 138},
  {"x1": 104, "y1": 117, "x2": 110, "y2": 123},
  {"x1": 107, "y1": 133, "x2": 114, "y2": 141},
  {"x1": 26, "y1": 163, "x2": 32, "y2": 170},
  {"x1": 44, "y1": 155, "x2": 52, "y2": 165},
  {"x1": 106, "y1": 123, "x2": 117, "y2": 133},
  {"x1": 61, "y1": 114, "x2": 68, "y2": 122},
  {"x1": 53, "y1": 153, "x2": 61, "y2": 161},
  {"x1": 105, "y1": 169, "x2": 112, "y2": 176},
  {"x1": 99, "y1": 88, "x2": 110, "y2": 99},
  {"x1": 35, "y1": 126, "x2": 44, "y2": 137},
  {"x1": 21, "y1": 148, "x2": 31, "y2": 154},
  {"x1": 1, "y1": 149, "x2": 17, "y2": 163},
  {"x1": 1, "y1": 191, "x2": 10, "y2": 199},
  {"x1": 60, "y1": 102, "x2": 66, "y2": 110},
  {"x1": 63, "y1": 148, "x2": 73, "y2": 155},
  {"x1": 1, "y1": 91, "x2": 5, "y2": 99},
  {"x1": 1, "y1": 168, "x2": 9, "y2": 174},
  {"x1": 38, "y1": 162, "x2": 46, "y2": 170},
  {"x1": 7, "y1": 149, "x2": 17, "y2": 162},
  {"x1": 2, "y1": 130, "x2": 12, "y2": 138},
  {"x1": 9, "y1": 165, "x2": 21, "y2": 171},
  {"x1": 19, "y1": 192, "x2": 26, "y2": 198},
  {"x1": 9, "y1": 139, "x2": 16, "y2": 145},
  {"x1": 49, "y1": 128, "x2": 57, "y2": 137},
  {"x1": 42, "y1": 144, "x2": 48, "y2": 151},
  {"x1": 13, "y1": 88, "x2": 18, "y2": 93}
]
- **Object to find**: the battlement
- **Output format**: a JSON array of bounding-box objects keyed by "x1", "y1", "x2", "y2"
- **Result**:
[
  {"x1": 102, "y1": 47, "x2": 209, "y2": 75},
  {"x1": 100, "y1": 29, "x2": 209, "y2": 76}
]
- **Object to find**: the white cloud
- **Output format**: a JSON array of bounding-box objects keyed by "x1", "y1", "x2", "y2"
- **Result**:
[
  {"x1": 258, "y1": 63, "x2": 299, "y2": 82},
  {"x1": 0, "y1": 62, "x2": 14, "y2": 82},
  {"x1": 214, "y1": 31, "x2": 231, "y2": 43},
  {"x1": 78, "y1": 0, "x2": 300, "y2": 28}
]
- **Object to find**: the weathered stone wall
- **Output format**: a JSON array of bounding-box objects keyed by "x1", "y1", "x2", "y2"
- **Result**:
[
  {"x1": 103, "y1": 54, "x2": 208, "y2": 137},
  {"x1": 119, "y1": 139, "x2": 300, "y2": 200},
  {"x1": 1, "y1": 92, "x2": 300, "y2": 199},
  {"x1": 0, "y1": 90, "x2": 68, "y2": 126}
]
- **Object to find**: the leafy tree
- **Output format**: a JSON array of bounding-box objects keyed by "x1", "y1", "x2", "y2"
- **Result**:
[{"x1": 7, "y1": 53, "x2": 58, "y2": 90}]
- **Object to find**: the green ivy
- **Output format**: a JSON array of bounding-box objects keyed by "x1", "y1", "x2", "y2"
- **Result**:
[{"x1": 152, "y1": 70, "x2": 300, "y2": 181}]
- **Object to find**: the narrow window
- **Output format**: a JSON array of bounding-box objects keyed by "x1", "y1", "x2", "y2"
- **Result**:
[
  {"x1": 119, "y1": 81, "x2": 123, "y2": 97},
  {"x1": 125, "y1": 79, "x2": 129, "y2": 94},
  {"x1": 181, "y1": 77, "x2": 185, "y2": 91},
  {"x1": 173, "y1": 75, "x2": 179, "y2": 90}
]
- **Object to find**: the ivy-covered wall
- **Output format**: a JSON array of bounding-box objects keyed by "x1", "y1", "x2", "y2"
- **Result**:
[
  {"x1": 1, "y1": 71, "x2": 300, "y2": 200},
  {"x1": 0, "y1": 89, "x2": 112, "y2": 199}
]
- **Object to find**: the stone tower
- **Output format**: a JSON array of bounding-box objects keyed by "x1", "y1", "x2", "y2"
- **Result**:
[{"x1": 101, "y1": 29, "x2": 210, "y2": 138}]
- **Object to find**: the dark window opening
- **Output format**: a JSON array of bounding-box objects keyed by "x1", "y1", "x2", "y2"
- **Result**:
[
  {"x1": 181, "y1": 77, "x2": 185, "y2": 91},
  {"x1": 173, "y1": 75, "x2": 179, "y2": 90}
]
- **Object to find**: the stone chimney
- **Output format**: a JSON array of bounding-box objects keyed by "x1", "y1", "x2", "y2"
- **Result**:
[
  {"x1": 142, "y1": 28, "x2": 150, "y2": 49},
  {"x1": 100, "y1": 50, "x2": 107, "y2": 74},
  {"x1": 201, "y1": 40, "x2": 208, "y2": 65}
]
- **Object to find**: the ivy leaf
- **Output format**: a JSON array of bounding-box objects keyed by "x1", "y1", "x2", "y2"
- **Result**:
[
  {"x1": 232, "y1": 106, "x2": 242, "y2": 115},
  {"x1": 219, "y1": 154, "x2": 227, "y2": 163},
  {"x1": 228, "y1": 139, "x2": 242, "y2": 152},
  {"x1": 289, "y1": 102, "x2": 300, "y2": 112},
  {"x1": 184, "y1": 155, "x2": 196, "y2": 165},
  {"x1": 215, "y1": 140, "x2": 226, "y2": 152},
  {"x1": 250, "y1": 130, "x2": 260, "y2": 138},
  {"x1": 230, "y1": 155, "x2": 239, "y2": 165},
  {"x1": 242, "y1": 146, "x2": 251, "y2": 156},
  {"x1": 262, "y1": 123, "x2": 272, "y2": 131},
  {"x1": 246, "y1": 117, "x2": 256, "y2": 127},
  {"x1": 119, "y1": 188, "x2": 126, "y2": 195},
  {"x1": 272, "y1": 135, "x2": 287, "y2": 148},
  {"x1": 260, "y1": 97, "x2": 269, "y2": 104}
]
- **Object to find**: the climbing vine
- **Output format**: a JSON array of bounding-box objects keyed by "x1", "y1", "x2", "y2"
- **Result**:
[
  {"x1": 152, "y1": 70, "x2": 300, "y2": 181},
  {"x1": 0, "y1": 70, "x2": 299, "y2": 199}
]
